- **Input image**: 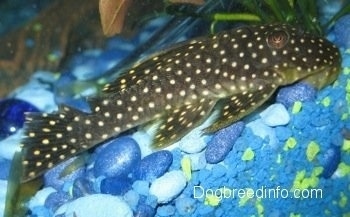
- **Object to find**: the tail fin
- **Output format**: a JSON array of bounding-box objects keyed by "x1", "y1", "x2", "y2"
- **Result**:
[{"x1": 20, "y1": 106, "x2": 90, "y2": 182}]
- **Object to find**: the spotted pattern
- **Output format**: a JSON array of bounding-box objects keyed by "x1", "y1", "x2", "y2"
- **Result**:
[{"x1": 20, "y1": 24, "x2": 341, "y2": 182}]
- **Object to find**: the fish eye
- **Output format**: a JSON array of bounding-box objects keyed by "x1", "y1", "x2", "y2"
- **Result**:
[{"x1": 267, "y1": 30, "x2": 289, "y2": 49}]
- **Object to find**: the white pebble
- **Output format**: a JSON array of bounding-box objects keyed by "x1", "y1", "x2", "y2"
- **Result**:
[
  {"x1": 0, "y1": 180, "x2": 7, "y2": 217},
  {"x1": 149, "y1": 170, "x2": 187, "y2": 203},
  {"x1": 260, "y1": 103, "x2": 290, "y2": 126},
  {"x1": 55, "y1": 194, "x2": 132, "y2": 217},
  {"x1": 177, "y1": 110, "x2": 219, "y2": 153},
  {"x1": 28, "y1": 187, "x2": 56, "y2": 208},
  {"x1": 177, "y1": 128, "x2": 208, "y2": 153},
  {"x1": 246, "y1": 119, "x2": 278, "y2": 148}
]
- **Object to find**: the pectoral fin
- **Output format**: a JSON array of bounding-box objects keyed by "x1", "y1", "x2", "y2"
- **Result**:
[
  {"x1": 152, "y1": 99, "x2": 216, "y2": 149},
  {"x1": 204, "y1": 84, "x2": 277, "y2": 133}
]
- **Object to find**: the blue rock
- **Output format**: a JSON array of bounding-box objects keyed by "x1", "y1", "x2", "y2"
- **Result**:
[
  {"x1": 94, "y1": 137, "x2": 141, "y2": 178},
  {"x1": 175, "y1": 197, "x2": 196, "y2": 215},
  {"x1": 319, "y1": 146, "x2": 341, "y2": 178},
  {"x1": 44, "y1": 156, "x2": 86, "y2": 190},
  {"x1": 169, "y1": 148, "x2": 182, "y2": 170},
  {"x1": 205, "y1": 122, "x2": 245, "y2": 164},
  {"x1": 134, "y1": 204, "x2": 156, "y2": 217},
  {"x1": 0, "y1": 99, "x2": 39, "y2": 139},
  {"x1": 132, "y1": 150, "x2": 173, "y2": 181},
  {"x1": 45, "y1": 191, "x2": 70, "y2": 212},
  {"x1": 100, "y1": 177, "x2": 132, "y2": 195},
  {"x1": 334, "y1": 14, "x2": 350, "y2": 48},
  {"x1": 157, "y1": 205, "x2": 176, "y2": 217},
  {"x1": 30, "y1": 206, "x2": 52, "y2": 217},
  {"x1": 123, "y1": 190, "x2": 140, "y2": 210},
  {"x1": 0, "y1": 159, "x2": 11, "y2": 179},
  {"x1": 276, "y1": 82, "x2": 316, "y2": 107},
  {"x1": 132, "y1": 180, "x2": 150, "y2": 196},
  {"x1": 144, "y1": 194, "x2": 158, "y2": 208},
  {"x1": 72, "y1": 177, "x2": 95, "y2": 198}
]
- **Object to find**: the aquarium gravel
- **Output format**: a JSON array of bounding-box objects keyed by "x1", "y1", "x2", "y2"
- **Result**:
[{"x1": 1, "y1": 5, "x2": 350, "y2": 217}]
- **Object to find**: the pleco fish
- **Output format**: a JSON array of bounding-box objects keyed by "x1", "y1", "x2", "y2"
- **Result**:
[{"x1": 20, "y1": 24, "x2": 341, "y2": 182}]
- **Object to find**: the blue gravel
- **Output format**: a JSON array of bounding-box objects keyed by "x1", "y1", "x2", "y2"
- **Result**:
[
  {"x1": 134, "y1": 203, "x2": 156, "y2": 217},
  {"x1": 132, "y1": 180, "x2": 150, "y2": 196},
  {"x1": 274, "y1": 126, "x2": 292, "y2": 141},
  {"x1": 175, "y1": 197, "x2": 196, "y2": 215},
  {"x1": 157, "y1": 205, "x2": 176, "y2": 216}
]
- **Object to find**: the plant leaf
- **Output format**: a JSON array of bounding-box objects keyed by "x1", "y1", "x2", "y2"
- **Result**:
[
  {"x1": 168, "y1": 0, "x2": 205, "y2": 5},
  {"x1": 99, "y1": 0, "x2": 133, "y2": 37}
]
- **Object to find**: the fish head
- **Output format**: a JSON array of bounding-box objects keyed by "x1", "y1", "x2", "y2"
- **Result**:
[{"x1": 248, "y1": 24, "x2": 341, "y2": 89}]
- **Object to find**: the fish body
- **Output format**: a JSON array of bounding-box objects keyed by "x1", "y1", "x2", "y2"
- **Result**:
[{"x1": 20, "y1": 24, "x2": 341, "y2": 182}]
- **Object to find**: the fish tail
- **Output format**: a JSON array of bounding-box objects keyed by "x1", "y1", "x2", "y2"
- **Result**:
[{"x1": 20, "y1": 106, "x2": 93, "y2": 182}]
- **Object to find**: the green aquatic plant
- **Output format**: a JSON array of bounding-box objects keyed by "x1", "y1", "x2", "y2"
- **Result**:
[
  {"x1": 168, "y1": 0, "x2": 350, "y2": 35},
  {"x1": 217, "y1": 0, "x2": 350, "y2": 35}
]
